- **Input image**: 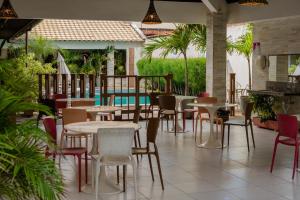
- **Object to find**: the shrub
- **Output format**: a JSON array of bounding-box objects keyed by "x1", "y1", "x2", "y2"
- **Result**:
[{"x1": 137, "y1": 58, "x2": 206, "y2": 94}]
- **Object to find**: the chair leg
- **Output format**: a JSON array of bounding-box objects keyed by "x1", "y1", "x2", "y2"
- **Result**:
[
  {"x1": 123, "y1": 165, "x2": 127, "y2": 192},
  {"x1": 227, "y1": 125, "x2": 231, "y2": 147},
  {"x1": 131, "y1": 158, "x2": 138, "y2": 200},
  {"x1": 77, "y1": 155, "x2": 82, "y2": 192},
  {"x1": 250, "y1": 122, "x2": 255, "y2": 148},
  {"x1": 134, "y1": 134, "x2": 139, "y2": 163},
  {"x1": 148, "y1": 154, "x2": 155, "y2": 181},
  {"x1": 222, "y1": 124, "x2": 225, "y2": 150},
  {"x1": 200, "y1": 118, "x2": 203, "y2": 143},
  {"x1": 182, "y1": 112, "x2": 186, "y2": 132},
  {"x1": 85, "y1": 152, "x2": 88, "y2": 184},
  {"x1": 245, "y1": 126, "x2": 250, "y2": 152},
  {"x1": 270, "y1": 141, "x2": 278, "y2": 173},
  {"x1": 117, "y1": 166, "x2": 120, "y2": 184},
  {"x1": 95, "y1": 163, "x2": 100, "y2": 200},
  {"x1": 293, "y1": 145, "x2": 299, "y2": 179},
  {"x1": 174, "y1": 114, "x2": 177, "y2": 136},
  {"x1": 192, "y1": 113, "x2": 195, "y2": 133},
  {"x1": 154, "y1": 145, "x2": 164, "y2": 190},
  {"x1": 194, "y1": 114, "x2": 199, "y2": 142}
]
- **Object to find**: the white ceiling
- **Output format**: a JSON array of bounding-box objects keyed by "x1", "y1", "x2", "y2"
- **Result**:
[{"x1": 8, "y1": 0, "x2": 300, "y2": 25}]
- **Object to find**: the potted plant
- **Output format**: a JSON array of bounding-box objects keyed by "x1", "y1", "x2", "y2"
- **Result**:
[{"x1": 249, "y1": 93, "x2": 279, "y2": 130}]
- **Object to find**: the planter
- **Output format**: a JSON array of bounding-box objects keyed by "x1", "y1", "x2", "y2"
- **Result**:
[{"x1": 253, "y1": 116, "x2": 278, "y2": 130}]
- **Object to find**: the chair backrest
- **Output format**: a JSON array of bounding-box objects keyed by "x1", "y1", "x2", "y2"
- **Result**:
[
  {"x1": 277, "y1": 114, "x2": 299, "y2": 139},
  {"x1": 244, "y1": 102, "x2": 254, "y2": 121},
  {"x1": 43, "y1": 117, "x2": 57, "y2": 144},
  {"x1": 159, "y1": 95, "x2": 176, "y2": 110},
  {"x1": 52, "y1": 94, "x2": 67, "y2": 100},
  {"x1": 55, "y1": 101, "x2": 68, "y2": 110},
  {"x1": 133, "y1": 106, "x2": 141, "y2": 124},
  {"x1": 62, "y1": 108, "x2": 87, "y2": 126},
  {"x1": 109, "y1": 95, "x2": 115, "y2": 106},
  {"x1": 97, "y1": 128, "x2": 135, "y2": 158},
  {"x1": 149, "y1": 92, "x2": 160, "y2": 106},
  {"x1": 147, "y1": 118, "x2": 160, "y2": 144},
  {"x1": 181, "y1": 98, "x2": 195, "y2": 109},
  {"x1": 196, "y1": 97, "x2": 218, "y2": 113},
  {"x1": 71, "y1": 100, "x2": 95, "y2": 107},
  {"x1": 198, "y1": 92, "x2": 209, "y2": 97}
]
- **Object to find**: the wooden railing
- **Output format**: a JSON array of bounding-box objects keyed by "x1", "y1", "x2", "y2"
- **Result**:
[{"x1": 38, "y1": 73, "x2": 173, "y2": 116}]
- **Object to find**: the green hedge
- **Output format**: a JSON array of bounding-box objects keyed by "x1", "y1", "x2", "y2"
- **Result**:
[{"x1": 137, "y1": 58, "x2": 206, "y2": 93}]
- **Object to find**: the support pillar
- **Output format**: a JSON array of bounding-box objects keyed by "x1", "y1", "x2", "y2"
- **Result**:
[
  {"x1": 206, "y1": 13, "x2": 227, "y2": 103},
  {"x1": 107, "y1": 50, "x2": 114, "y2": 88}
]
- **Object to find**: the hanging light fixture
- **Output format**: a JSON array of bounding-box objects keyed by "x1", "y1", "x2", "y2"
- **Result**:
[
  {"x1": 142, "y1": 0, "x2": 162, "y2": 24},
  {"x1": 239, "y1": 0, "x2": 268, "y2": 6},
  {"x1": 0, "y1": 0, "x2": 18, "y2": 19}
]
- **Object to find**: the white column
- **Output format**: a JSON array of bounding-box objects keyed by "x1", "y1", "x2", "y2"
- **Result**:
[
  {"x1": 206, "y1": 12, "x2": 227, "y2": 103},
  {"x1": 107, "y1": 50, "x2": 114, "y2": 87}
]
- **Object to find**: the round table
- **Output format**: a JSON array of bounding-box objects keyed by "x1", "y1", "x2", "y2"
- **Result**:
[
  {"x1": 64, "y1": 121, "x2": 139, "y2": 194},
  {"x1": 56, "y1": 98, "x2": 96, "y2": 102},
  {"x1": 70, "y1": 106, "x2": 121, "y2": 121},
  {"x1": 188, "y1": 103, "x2": 236, "y2": 149}
]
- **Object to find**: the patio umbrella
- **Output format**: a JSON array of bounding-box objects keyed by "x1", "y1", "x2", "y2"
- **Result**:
[
  {"x1": 293, "y1": 64, "x2": 300, "y2": 76},
  {"x1": 57, "y1": 52, "x2": 71, "y2": 77}
]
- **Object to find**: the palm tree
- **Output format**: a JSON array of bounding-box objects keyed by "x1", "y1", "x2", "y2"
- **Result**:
[
  {"x1": 144, "y1": 25, "x2": 194, "y2": 95},
  {"x1": 227, "y1": 24, "x2": 253, "y2": 89}
]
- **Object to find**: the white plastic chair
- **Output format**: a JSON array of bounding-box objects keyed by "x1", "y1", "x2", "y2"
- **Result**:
[{"x1": 92, "y1": 127, "x2": 137, "y2": 200}]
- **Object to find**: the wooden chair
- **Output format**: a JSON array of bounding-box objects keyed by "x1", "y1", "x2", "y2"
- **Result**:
[
  {"x1": 222, "y1": 102, "x2": 255, "y2": 152},
  {"x1": 43, "y1": 117, "x2": 88, "y2": 192},
  {"x1": 133, "y1": 106, "x2": 142, "y2": 151},
  {"x1": 99, "y1": 94, "x2": 115, "y2": 121},
  {"x1": 132, "y1": 118, "x2": 164, "y2": 190},
  {"x1": 181, "y1": 98, "x2": 197, "y2": 132},
  {"x1": 71, "y1": 100, "x2": 95, "y2": 120},
  {"x1": 62, "y1": 108, "x2": 89, "y2": 148},
  {"x1": 158, "y1": 95, "x2": 178, "y2": 136},
  {"x1": 146, "y1": 92, "x2": 160, "y2": 119}
]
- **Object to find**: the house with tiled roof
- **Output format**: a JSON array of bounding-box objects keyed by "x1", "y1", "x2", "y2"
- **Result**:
[{"x1": 30, "y1": 19, "x2": 146, "y2": 77}]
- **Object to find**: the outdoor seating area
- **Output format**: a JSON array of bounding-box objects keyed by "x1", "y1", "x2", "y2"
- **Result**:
[{"x1": 2, "y1": 0, "x2": 300, "y2": 200}]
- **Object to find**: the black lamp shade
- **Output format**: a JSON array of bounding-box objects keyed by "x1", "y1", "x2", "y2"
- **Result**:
[
  {"x1": 0, "y1": 0, "x2": 18, "y2": 19},
  {"x1": 142, "y1": 0, "x2": 162, "y2": 24},
  {"x1": 239, "y1": 0, "x2": 268, "y2": 6}
]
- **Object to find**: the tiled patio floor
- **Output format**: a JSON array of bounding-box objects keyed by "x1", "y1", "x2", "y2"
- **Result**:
[{"x1": 56, "y1": 120, "x2": 300, "y2": 200}]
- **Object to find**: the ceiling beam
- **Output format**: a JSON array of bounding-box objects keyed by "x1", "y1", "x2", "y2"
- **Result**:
[{"x1": 202, "y1": 0, "x2": 227, "y2": 13}]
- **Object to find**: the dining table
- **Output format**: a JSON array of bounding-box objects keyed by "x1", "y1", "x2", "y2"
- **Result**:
[
  {"x1": 188, "y1": 102, "x2": 237, "y2": 149},
  {"x1": 64, "y1": 121, "x2": 139, "y2": 194},
  {"x1": 70, "y1": 106, "x2": 121, "y2": 121}
]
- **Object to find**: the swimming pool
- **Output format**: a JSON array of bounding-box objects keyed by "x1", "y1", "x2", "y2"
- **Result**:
[{"x1": 93, "y1": 89, "x2": 150, "y2": 106}]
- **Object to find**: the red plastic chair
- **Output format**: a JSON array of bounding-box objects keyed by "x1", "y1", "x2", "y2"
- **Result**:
[
  {"x1": 270, "y1": 114, "x2": 300, "y2": 179},
  {"x1": 197, "y1": 92, "x2": 209, "y2": 98},
  {"x1": 43, "y1": 117, "x2": 88, "y2": 192}
]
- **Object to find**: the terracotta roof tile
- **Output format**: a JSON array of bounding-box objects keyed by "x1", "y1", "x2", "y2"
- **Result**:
[{"x1": 30, "y1": 19, "x2": 145, "y2": 42}]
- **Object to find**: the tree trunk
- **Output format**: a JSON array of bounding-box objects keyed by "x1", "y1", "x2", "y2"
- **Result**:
[
  {"x1": 183, "y1": 53, "x2": 189, "y2": 96},
  {"x1": 247, "y1": 57, "x2": 252, "y2": 90}
]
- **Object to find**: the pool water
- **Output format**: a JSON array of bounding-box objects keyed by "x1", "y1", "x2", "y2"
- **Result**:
[{"x1": 93, "y1": 89, "x2": 150, "y2": 106}]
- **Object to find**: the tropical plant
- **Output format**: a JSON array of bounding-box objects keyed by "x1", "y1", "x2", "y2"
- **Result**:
[
  {"x1": 144, "y1": 25, "x2": 194, "y2": 95},
  {"x1": 227, "y1": 24, "x2": 253, "y2": 89},
  {"x1": 0, "y1": 121, "x2": 64, "y2": 200},
  {"x1": 0, "y1": 89, "x2": 50, "y2": 130},
  {"x1": 137, "y1": 58, "x2": 206, "y2": 94},
  {"x1": 0, "y1": 53, "x2": 55, "y2": 100},
  {"x1": 29, "y1": 36, "x2": 56, "y2": 63}
]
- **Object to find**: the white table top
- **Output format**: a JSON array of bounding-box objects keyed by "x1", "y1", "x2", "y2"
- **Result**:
[
  {"x1": 174, "y1": 95, "x2": 197, "y2": 100},
  {"x1": 64, "y1": 121, "x2": 140, "y2": 134},
  {"x1": 70, "y1": 106, "x2": 121, "y2": 113},
  {"x1": 188, "y1": 102, "x2": 237, "y2": 108},
  {"x1": 56, "y1": 98, "x2": 95, "y2": 102}
]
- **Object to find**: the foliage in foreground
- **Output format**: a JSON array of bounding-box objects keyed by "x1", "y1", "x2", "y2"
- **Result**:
[
  {"x1": 0, "y1": 122, "x2": 64, "y2": 200},
  {"x1": 137, "y1": 57, "x2": 206, "y2": 94}
]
